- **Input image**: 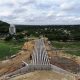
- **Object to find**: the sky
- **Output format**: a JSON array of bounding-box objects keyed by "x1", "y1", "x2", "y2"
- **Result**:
[{"x1": 0, "y1": 0, "x2": 80, "y2": 25}]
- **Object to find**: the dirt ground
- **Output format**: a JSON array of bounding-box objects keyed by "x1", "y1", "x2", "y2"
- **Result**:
[
  {"x1": 0, "y1": 40, "x2": 34, "y2": 76},
  {"x1": 0, "y1": 39, "x2": 80, "y2": 80},
  {"x1": 9, "y1": 71, "x2": 75, "y2": 80},
  {"x1": 45, "y1": 39, "x2": 80, "y2": 74}
]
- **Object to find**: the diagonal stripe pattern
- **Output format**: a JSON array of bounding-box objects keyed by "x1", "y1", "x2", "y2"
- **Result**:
[{"x1": 32, "y1": 39, "x2": 50, "y2": 65}]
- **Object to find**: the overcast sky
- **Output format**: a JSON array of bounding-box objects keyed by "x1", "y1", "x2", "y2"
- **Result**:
[{"x1": 0, "y1": 0, "x2": 80, "y2": 25}]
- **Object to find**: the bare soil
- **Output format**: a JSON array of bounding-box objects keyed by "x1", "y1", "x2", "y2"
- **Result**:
[{"x1": 0, "y1": 39, "x2": 80, "y2": 80}]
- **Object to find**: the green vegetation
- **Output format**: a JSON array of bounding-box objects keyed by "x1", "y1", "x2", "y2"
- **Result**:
[
  {"x1": 0, "y1": 40, "x2": 23, "y2": 60},
  {"x1": 65, "y1": 51, "x2": 80, "y2": 56},
  {"x1": 0, "y1": 20, "x2": 80, "y2": 42},
  {"x1": 0, "y1": 20, "x2": 9, "y2": 33},
  {"x1": 0, "y1": 20, "x2": 80, "y2": 57},
  {"x1": 51, "y1": 41, "x2": 80, "y2": 56},
  {"x1": 15, "y1": 25, "x2": 80, "y2": 41}
]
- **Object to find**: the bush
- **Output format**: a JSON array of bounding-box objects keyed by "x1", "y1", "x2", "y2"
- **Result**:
[
  {"x1": 15, "y1": 33, "x2": 25, "y2": 40},
  {"x1": 5, "y1": 35, "x2": 12, "y2": 41}
]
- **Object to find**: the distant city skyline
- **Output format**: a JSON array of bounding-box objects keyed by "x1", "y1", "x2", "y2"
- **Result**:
[{"x1": 0, "y1": 0, "x2": 80, "y2": 25}]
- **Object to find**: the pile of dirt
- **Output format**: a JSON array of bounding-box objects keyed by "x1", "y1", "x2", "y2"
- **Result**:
[
  {"x1": 0, "y1": 40, "x2": 34, "y2": 76},
  {"x1": 50, "y1": 56, "x2": 80, "y2": 74},
  {"x1": 44, "y1": 39, "x2": 80, "y2": 74}
]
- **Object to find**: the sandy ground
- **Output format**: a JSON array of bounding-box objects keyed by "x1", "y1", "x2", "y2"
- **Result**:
[{"x1": 9, "y1": 71, "x2": 75, "y2": 80}]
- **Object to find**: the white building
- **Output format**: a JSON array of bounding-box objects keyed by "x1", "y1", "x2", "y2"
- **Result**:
[{"x1": 9, "y1": 24, "x2": 16, "y2": 35}]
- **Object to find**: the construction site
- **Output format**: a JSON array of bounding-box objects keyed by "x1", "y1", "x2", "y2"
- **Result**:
[{"x1": 0, "y1": 38, "x2": 80, "y2": 80}]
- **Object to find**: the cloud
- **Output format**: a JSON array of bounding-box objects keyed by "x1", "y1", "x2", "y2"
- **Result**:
[{"x1": 0, "y1": 0, "x2": 80, "y2": 24}]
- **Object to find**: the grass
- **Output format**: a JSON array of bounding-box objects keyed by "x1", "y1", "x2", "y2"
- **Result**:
[
  {"x1": 0, "y1": 40, "x2": 24, "y2": 60},
  {"x1": 51, "y1": 41, "x2": 80, "y2": 56}
]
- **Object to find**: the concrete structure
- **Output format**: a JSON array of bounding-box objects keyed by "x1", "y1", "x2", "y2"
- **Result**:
[
  {"x1": 9, "y1": 24, "x2": 16, "y2": 35},
  {"x1": 4, "y1": 39, "x2": 70, "y2": 79},
  {"x1": 5, "y1": 39, "x2": 51, "y2": 78},
  {"x1": 30, "y1": 39, "x2": 51, "y2": 70}
]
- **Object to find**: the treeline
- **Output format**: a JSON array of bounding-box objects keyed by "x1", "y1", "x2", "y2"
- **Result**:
[
  {"x1": 15, "y1": 25, "x2": 80, "y2": 41},
  {"x1": 0, "y1": 21, "x2": 9, "y2": 33},
  {"x1": 0, "y1": 20, "x2": 80, "y2": 41}
]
